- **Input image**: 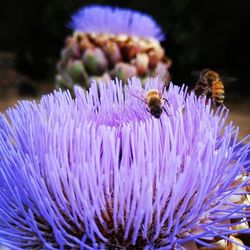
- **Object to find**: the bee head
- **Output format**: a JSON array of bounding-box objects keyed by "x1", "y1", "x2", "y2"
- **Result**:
[{"x1": 205, "y1": 70, "x2": 219, "y2": 82}]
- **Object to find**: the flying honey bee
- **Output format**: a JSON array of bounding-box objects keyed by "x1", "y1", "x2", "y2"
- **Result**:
[
  {"x1": 192, "y1": 68, "x2": 235, "y2": 107},
  {"x1": 129, "y1": 72, "x2": 171, "y2": 119}
]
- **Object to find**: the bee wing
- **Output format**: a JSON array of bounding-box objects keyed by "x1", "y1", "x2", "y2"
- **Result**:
[
  {"x1": 191, "y1": 69, "x2": 210, "y2": 87},
  {"x1": 191, "y1": 68, "x2": 211, "y2": 78},
  {"x1": 220, "y1": 75, "x2": 238, "y2": 84},
  {"x1": 129, "y1": 92, "x2": 147, "y2": 103},
  {"x1": 206, "y1": 68, "x2": 238, "y2": 84},
  {"x1": 126, "y1": 87, "x2": 147, "y2": 104}
]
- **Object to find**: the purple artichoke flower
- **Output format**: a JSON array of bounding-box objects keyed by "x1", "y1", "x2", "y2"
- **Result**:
[
  {"x1": 70, "y1": 5, "x2": 164, "y2": 41},
  {"x1": 0, "y1": 78, "x2": 250, "y2": 249},
  {"x1": 56, "y1": 5, "x2": 169, "y2": 91}
]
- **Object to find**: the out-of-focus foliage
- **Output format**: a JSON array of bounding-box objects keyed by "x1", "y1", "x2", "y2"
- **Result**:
[{"x1": 0, "y1": 0, "x2": 249, "y2": 94}]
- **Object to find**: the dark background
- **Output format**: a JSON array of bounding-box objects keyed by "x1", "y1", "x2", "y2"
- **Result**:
[{"x1": 0, "y1": 0, "x2": 250, "y2": 95}]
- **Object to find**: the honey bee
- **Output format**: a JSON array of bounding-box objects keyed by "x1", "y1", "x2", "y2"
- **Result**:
[
  {"x1": 193, "y1": 68, "x2": 231, "y2": 107},
  {"x1": 130, "y1": 73, "x2": 171, "y2": 119},
  {"x1": 145, "y1": 88, "x2": 170, "y2": 118}
]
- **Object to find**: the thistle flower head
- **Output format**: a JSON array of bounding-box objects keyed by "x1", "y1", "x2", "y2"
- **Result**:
[
  {"x1": 56, "y1": 5, "x2": 168, "y2": 91},
  {"x1": 0, "y1": 78, "x2": 250, "y2": 249},
  {"x1": 70, "y1": 5, "x2": 164, "y2": 41}
]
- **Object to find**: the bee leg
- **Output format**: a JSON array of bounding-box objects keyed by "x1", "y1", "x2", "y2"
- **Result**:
[
  {"x1": 163, "y1": 98, "x2": 171, "y2": 110},
  {"x1": 146, "y1": 108, "x2": 150, "y2": 113},
  {"x1": 162, "y1": 98, "x2": 171, "y2": 116},
  {"x1": 201, "y1": 88, "x2": 209, "y2": 96},
  {"x1": 162, "y1": 97, "x2": 170, "y2": 105},
  {"x1": 212, "y1": 99, "x2": 216, "y2": 106},
  {"x1": 193, "y1": 80, "x2": 204, "y2": 91},
  {"x1": 193, "y1": 83, "x2": 201, "y2": 91},
  {"x1": 163, "y1": 106, "x2": 171, "y2": 116}
]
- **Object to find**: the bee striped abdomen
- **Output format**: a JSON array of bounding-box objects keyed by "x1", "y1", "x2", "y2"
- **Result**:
[{"x1": 212, "y1": 80, "x2": 225, "y2": 105}]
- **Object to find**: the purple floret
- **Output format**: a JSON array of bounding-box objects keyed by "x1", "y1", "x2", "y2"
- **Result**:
[
  {"x1": 70, "y1": 5, "x2": 165, "y2": 41},
  {"x1": 0, "y1": 78, "x2": 249, "y2": 249}
]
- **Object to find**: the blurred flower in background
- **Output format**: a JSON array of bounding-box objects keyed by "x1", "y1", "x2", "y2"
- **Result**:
[
  {"x1": 0, "y1": 78, "x2": 249, "y2": 249},
  {"x1": 56, "y1": 5, "x2": 172, "y2": 91}
]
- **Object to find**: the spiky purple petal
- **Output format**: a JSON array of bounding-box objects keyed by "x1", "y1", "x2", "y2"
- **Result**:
[{"x1": 70, "y1": 5, "x2": 165, "y2": 41}]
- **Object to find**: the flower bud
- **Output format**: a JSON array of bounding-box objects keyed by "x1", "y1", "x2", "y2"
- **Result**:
[
  {"x1": 102, "y1": 41, "x2": 122, "y2": 65},
  {"x1": 55, "y1": 74, "x2": 73, "y2": 89},
  {"x1": 89, "y1": 72, "x2": 111, "y2": 84},
  {"x1": 148, "y1": 50, "x2": 160, "y2": 69},
  {"x1": 112, "y1": 62, "x2": 137, "y2": 82},
  {"x1": 90, "y1": 33, "x2": 110, "y2": 47},
  {"x1": 67, "y1": 60, "x2": 86, "y2": 82},
  {"x1": 115, "y1": 34, "x2": 129, "y2": 43},
  {"x1": 83, "y1": 47, "x2": 108, "y2": 75},
  {"x1": 121, "y1": 40, "x2": 141, "y2": 60},
  {"x1": 150, "y1": 39, "x2": 165, "y2": 59},
  {"x1": 79, "y1": 38, "x2": 93, "y2": 53},
  {"x1": 132, "y1": 53, "x2": 149, "y2": 75}
]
